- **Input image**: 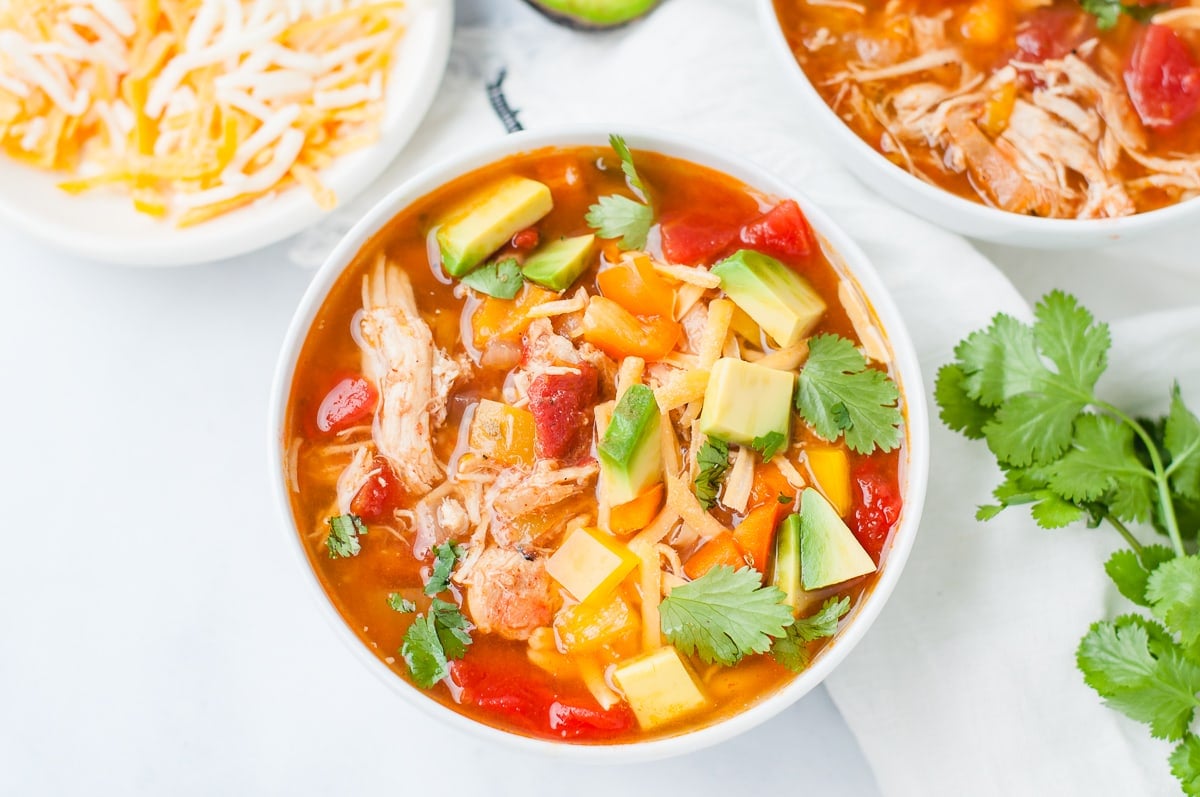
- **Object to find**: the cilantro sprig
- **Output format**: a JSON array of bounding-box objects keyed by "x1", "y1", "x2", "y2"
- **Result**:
[
  {"x1": 326, "y1": 514, "x2": 367, "y2": 558},
  {"x1": 659, "y1": 567, "x2": 849, "y2": 672},
  {"x1": 586, "y1": 134, "x2": 653, "y2": 250},
  {"x1": 795, "y1": 333, "x2": 902, "y2": 454},
  {"x1": 694, "y1": 436, "x2": 731, "y2": 510},
  {"x1": 936, "y1": 291, "x2": 1200, "y2": 795},
  {"x1": 399, "y1": 542, "x2": 473, "y2": 688},
  {"x1": 752, "y1": 431, "x2": 788, "y2": 462},
  {"x1": 1079, "y1": 0, "x2": 1166, "y2": 30},
  {"x1": 460, "y1": 257, "x2": 524, "y2": 299}
]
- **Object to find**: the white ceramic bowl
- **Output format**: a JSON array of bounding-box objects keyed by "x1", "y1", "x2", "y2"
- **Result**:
[
  {"x1": 267, "y1": 126, "x2": 930, "y2": 762},
  {"x1": 758, "y1": 0, "x2": 1200, "y2": 249},
  {"x1": 0, "y1": 0, "x2": 452, "y2": 267}
]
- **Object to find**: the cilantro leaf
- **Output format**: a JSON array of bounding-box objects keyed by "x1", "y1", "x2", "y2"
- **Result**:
[
  {"x1": 1033, "y1": 290, "x2": 1110, "y2": 394},
  {"x1": 326, "y1": 514, "x2": 367, "y2": 559},
  {"x1": 794, "y1": 334, "x2": 902, "y2": 454},
  {"x1": 1079, "y1": 0, "x2": 1169, "y2": 29},
  {"x1": 935, "y1": 363, "x2": 994, "y2": 439},
  {"x1": 694, "y1": 437, "x2": 731, "y2": 510},
  {"x1": 1106, "y1": 546, "x2": 1176, "y2": 606},
  {"x1": 954, "y1": 313, "x2": 1046, "y2": 407},
  {"x1": 984, "y1": 387, "x2": 1086, "y2": 467},
  {"x1": 1078, "y1": 617, "x2": 1200, "y2": 741},
  {"x1": 771, "y1": 596, "x2": 851, "y2": 673},
  {"x1": 1048, "y1": 414, "x2": 1155, "y2": 523},
  {"x1": 660, "y1": 565, "x2": 794, "y2": 666},
  {"x1": 586, "y1": 195, "x2": 652, "y2": 251},
  {"x1": 609, "y1": 134, "x2": 648, "y2": 200},
  {"x1": 430, "y1": 597, "x2": 473, "y2": 660},
  {"x1": 1166, "y1": 384, "x2": 1200, "y2": 500},
  {"x1": 387, "y1": 594, "x2": 417, "y2": 613},
  {"x1": 1171, "y1": 735, "x2": 1200, "y2": 796},
  {"x1": 460, "y1": 257, "x2": 524, "y2": 299},
  {"x1": 425, "y1": 541, "x2": 464, "y2": 596},
  {"x1": 751, "y1": 431, "x2": 787, "y2": 462},
  {"x1": 401, "y1": 613, "x2": 449, "y2": 688},
  {"x1": 400, "y1": 598, "x2": 473, "y2": 688},
  {"x1": 1146, "y1": 555, "x2": 1200, "y2": 650},
  {"x1": 1030, "y1": 493, "x2": 1087, "y2": 528}
]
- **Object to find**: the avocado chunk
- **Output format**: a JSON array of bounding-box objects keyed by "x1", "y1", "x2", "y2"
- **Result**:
[
  {"x1": 770, "y1": 513, "x2": 805, "y2": 613},
  {"x1": 436, "y1": 176, "x2": 553, "y2": 277},
  {"x1": 711, "y1": 249, "x2": 826, "y2": 347},
  {"x1": 522, "y1": 234, "x2": 596, "y2": 291},
  {"x1": 598, "y1": 384, "x2": 662, "y2": 505},
  {"x1": 799, "y1": 488, "x2": 875, "y2": 590},
  {"x1": 524, "y1": 0, "x2": 659, "y2": 29},
  {"x1": 698, "y1": 357, "x2": 793, "y2": 449}
]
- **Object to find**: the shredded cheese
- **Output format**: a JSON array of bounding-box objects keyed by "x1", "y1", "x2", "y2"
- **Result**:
[{"x1": 0, "y1": 0, "x2": 408, "y2": 225}]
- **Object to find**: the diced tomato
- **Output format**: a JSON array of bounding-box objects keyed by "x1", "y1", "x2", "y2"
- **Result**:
[
  {"x1": 526, "y1": 364, "x2": 598, "y2": 462},
  {"x1": 738, "y1": 200, "x2": 813, "y2": 260},
  {"x1": 316, "y1": 376, "x2": 376, "y2": 433},
  {"x1": 548, "y1": 701, "x2": 635, "y2": 739},
  {"x1": 1014, "y1": 8, "x2": 1093, "y2": 64},
  {"x1": 349, "y1": 456, "x2": 403, "y2": 521},
  {"x1": 849, "y1": 460, "x2": 902, "y2": 563},
  {"x1": 450, "y1": 660, "x2": 633, "y2": 740},
  {"x1": 512, "y1": 227, "x2": 540, "y2": 251},
  {"x1": 659, "y1": 212, "x2": 738, "y2": 265},
  {"x1": 1125, "y1": 25, "x2": 1200, "y2": 131}
]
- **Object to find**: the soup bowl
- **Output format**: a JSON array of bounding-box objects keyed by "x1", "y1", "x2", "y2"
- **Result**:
[
  {"x1": 758, "y1": 0, "x2": 1200, "y2": 249},
  {"x1": 268, "y1": 126, "x2": 929, "y2": 761}
]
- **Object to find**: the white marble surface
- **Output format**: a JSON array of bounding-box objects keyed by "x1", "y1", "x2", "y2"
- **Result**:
[{"x1": 0, "y1": 1, "x2": 1197, "y2": 794}]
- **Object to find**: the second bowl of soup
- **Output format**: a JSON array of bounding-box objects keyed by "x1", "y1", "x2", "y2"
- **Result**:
[{"x1": 269, "y1": 128, "x2": 928, "y2": 760}]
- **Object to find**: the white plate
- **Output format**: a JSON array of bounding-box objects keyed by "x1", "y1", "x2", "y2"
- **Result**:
[{"x1": 0, "y1": 0, "x2": 453, "y2": 267}]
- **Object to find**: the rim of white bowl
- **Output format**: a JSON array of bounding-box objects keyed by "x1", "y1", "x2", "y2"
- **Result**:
[
  {"x1": 756, "y1": 0, "x2": 1200, "y2": 245},
  {"x1": 0, "y1": 0, "x2": 452, "y2": 267},
  {"x1": 267, "y1": 125, "x2": 931, "y2": 763}
]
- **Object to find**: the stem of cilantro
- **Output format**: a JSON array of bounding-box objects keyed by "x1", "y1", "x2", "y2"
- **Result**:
[
  {"x1": 1097, "y1": 400, "x2": 1186, "y2": 559},
  {"x1": 1104, "y1": 515, "x2": 1144, "y2": 556}
]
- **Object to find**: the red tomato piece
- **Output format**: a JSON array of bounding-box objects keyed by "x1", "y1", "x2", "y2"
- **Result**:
[
  {"x1": 1014, "y1": 9, "x2": 1093, "y2": 64},
  {"x1": 512, "y1": 227, "x2": 540, "y2": 251},
  {"x1": 316, "y1": 376, "x2": 377, "y2": 433},
  {"x1": 849, "y1": 461, "x2": 902, "y2": 563},
  {"x1": 350, "y1": 456, "x2": 403, "y2": 522},
  {"x1": 548, "y1": 701, "x2": 635, "y2": 739},
  {"x1": 738, "y1": 200, "x2": 813, "y2": 260},
  {"x1": 526, "y1": 364, "x2": 598, "y2": 462},
  {"x1": 1125, "y1": 24, "x2": 1200, "y2": 131},
  {"x1": 659, "y1": 212, "x2": 737, "y2": 265}
]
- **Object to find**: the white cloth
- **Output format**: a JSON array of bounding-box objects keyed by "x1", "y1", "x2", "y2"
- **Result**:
[{"x1": 285, "y1": 1, "x2": 1194, "y2": 793}]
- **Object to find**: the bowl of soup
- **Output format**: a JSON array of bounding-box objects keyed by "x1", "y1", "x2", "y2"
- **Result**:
[
  {"x1": 268, "y1": 127, "x2": 929, "y2": 759},
  {"x1": 761, "y1": 0, "x2": 1200, "y2": 247}
]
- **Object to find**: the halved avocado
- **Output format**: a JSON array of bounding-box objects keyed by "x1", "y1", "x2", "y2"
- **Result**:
[{"x1": 524, "y1": 0, "x2": 660, "y2": 29}]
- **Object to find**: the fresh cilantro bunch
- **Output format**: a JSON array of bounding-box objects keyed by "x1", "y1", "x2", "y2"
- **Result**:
[
  {"x1": 936, "y1": 291, "x2": 1200, "y2": 795},
  {"x1": 659, "y1": 565, "x2": 849, "y2": 671},
  {"x1": 586, "y1": 134, "x2": 653, "y2": 250}
]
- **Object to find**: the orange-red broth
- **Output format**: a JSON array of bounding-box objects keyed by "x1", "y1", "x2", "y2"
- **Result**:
[{"x1": 284, "y1": 146, "x2": 904, "y2": 743}]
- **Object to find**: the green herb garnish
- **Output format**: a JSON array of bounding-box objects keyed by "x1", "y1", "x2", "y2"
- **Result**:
[
  {"x1": 387, "y1": 594, "x2": 416, "y2": 613},
  {"x1": 937, "y1": 291, "x2": 1200, "y2": 795},
  {"x1": 659, "y1": 566, "x2": 795, "y2": 666},
  {"x1": 326, "y1": 514, "x2": 367, "y2": 558},
  {"x1": 460, "y1": 257, "x2": 524, "y2": 299},
  {"x1": 795, "y1": 333, "x2": 902, "y2": 454},
  {"x1": 400, "y1": 598, "x2": 474, "y2": 688},
  {"x1": 694, "y1": 436, "x2": 731, "y2": 510},
  {"x1": 586, "y1": 134, "x2": 653, "y2": 250},
  {"x1": 770, "y1": 596, "x2": 851, "y2": 672},
  {"x1": 1079, "y1": 0, "x2": 1166, "y2": 29},
  {"x1": 424, "y1": 541, "x2": 465, "y2": 596},
  {"x1": 752, "y1": 431, "x2": 788, "y2": 462}
]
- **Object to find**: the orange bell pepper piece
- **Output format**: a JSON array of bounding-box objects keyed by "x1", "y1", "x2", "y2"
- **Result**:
[
  {"x1": 683, "y1": 531, "x2": 746, "y2": 580},
  {"x1": 609, "y1": 483, "x2": 665, "y2": 534},
  {"x1": 732, "y1": 502, "x2": 782, "y2": 575},
  {"x1": 750, "y1": 461, "x2": 798, "y2": 507},
  {"x1": 471, "y1": 284, "x2": 557, "y2": 349},
  {"x1": 582, "y1": 296, "x2": 680, "y2": 361},
  {"x1": 596, "y1": 255, "x2": 675, "y2": 317}
]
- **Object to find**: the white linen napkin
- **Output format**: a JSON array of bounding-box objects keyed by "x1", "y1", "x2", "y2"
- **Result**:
[{"x1": 292, "y1": 1, "x2": 1190, "y2": 792}]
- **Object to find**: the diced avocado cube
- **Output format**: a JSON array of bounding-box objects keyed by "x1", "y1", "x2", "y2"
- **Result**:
[
  {"x1": 711, "y1": 249, "x2": 826, "y2": 347},
  {"x1": 698, "y1": 357, "x2": 793, "y2": 449},
  {"x1": 598, "y1": 384, "x2": 662, "y2": 505},
  {"x1": 546, "y1": 526, "x2": 640, "y2": 604},
  {"x1": 799, "y1": 488, "x2": 876, "y2": 590},
  {"x1": 436, "y1": 176, "x2": 553, "y2": 277},
  {"x1": 521, "y1": 234, "x2": 596, "y2": 291},
  {"x1": 612, "y1": 646, "x2": 709, "y2": 730},
  {"x1": 770, "y1": 513, "x2": 806, "y2": 614}
]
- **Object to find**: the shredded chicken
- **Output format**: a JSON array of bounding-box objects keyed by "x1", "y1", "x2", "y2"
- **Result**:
[
  {"x1": 488, "y1": 461, "x2": 600, "y2": 547},
  {"x1": 462, "y1": 547, "x2": 558, "y2": 641}
]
